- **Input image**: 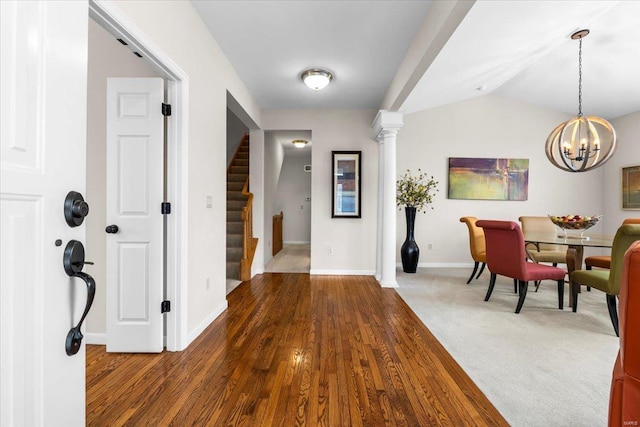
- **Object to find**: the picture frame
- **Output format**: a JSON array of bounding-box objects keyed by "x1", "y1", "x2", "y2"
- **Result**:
[
  {"x1": 332, "y1": 151, "x2": 361, "y2": 218},
  {"x1": 622, "y1": 165, "x2": 640, "y2": 210}
]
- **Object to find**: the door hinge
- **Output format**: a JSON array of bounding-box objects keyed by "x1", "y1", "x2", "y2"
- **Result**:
[
  {"x1": 161, "y1": 300, "x2": 171, "y2": 313},
  {"x1": 162, "y1": 103, "x2": 172, "y2": 116},
  {"x1": 161, "y1": 202, "x2": 171, "y2": 215}
]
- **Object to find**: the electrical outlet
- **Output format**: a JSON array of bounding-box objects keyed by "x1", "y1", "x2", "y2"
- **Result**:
[
  {"x1": 328, "y1": 245, "x2": 333, "y2": 255},
  {"x1": 205, "y1": 277, "x2": 210, "y2": 291},
  {"x1": 428, "y1": 243, "x2": 433, "y2": 250}
]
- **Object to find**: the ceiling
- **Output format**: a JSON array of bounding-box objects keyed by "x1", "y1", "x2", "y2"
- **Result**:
[{"x1": 192, "y1": 0, "x2": 640, "y2": 121}]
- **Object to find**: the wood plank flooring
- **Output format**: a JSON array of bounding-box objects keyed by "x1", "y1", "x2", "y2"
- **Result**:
[{"x1": 86, "y1": 273, "x2": 508, "y2": 426}]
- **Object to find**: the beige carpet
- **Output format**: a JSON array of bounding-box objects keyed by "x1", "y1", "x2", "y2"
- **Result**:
[
  {"x1": 265, "y1": 244, "x2": 310, "y2": 273},
  {"x1": 395, "y1": 267, "x2": 618, "y2": 427}
]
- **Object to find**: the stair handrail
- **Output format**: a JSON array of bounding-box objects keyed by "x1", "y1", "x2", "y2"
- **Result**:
[{"x1": 241, "y1": 177, "x2": 253, "y2": 262}]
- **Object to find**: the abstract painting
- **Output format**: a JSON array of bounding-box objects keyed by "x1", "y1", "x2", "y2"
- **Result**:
[{"x1": 448, "y1": 157, "x2": 529, "y2": 201}]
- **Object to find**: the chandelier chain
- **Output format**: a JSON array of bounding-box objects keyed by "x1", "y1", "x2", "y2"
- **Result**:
[{"x1": 578, "y1": 37, "x2": 583, "y2": 117}]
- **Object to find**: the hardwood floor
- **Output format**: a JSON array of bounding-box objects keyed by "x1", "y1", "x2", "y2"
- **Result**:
[{"x1": 86, "y1": 273, "x2": 507, "y2": 426}]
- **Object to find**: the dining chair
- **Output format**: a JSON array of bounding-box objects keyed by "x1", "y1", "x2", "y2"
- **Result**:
[
  {"x1": 608, "y1": 240, "x2": 640, "y2": 426},
  {"x1": 476, "y1": 220, "x2": 566, "y2": 313},
  {"x1": 459, "y1": 216, "x2": 487, "y2": 284},
  {"x1": 585, "y1": 218, "x2": 640, "y2": 271},
  {"x1": 570, "y1": 224, "x2": 640, "y2": 337},
  {"x1": 518, "y1": 215, "x2": 568, "y2": 265},
  {"x1": 519, "y1": 216, "x2": 569, "y2": 292}
]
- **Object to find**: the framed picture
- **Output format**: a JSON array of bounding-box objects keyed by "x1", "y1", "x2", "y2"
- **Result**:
[
  {"x1": 332, "y1": 151, "x2": 361, "y2": 218},
  {"x1": 622, "y1": 165, "x2": 640, "y2": 210},
  {"x1": 447, "y1": 157, "x2": 529, "y2": 201}
]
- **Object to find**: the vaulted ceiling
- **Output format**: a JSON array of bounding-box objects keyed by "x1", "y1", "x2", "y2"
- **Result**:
[{"x1": 193, "y1": 0, "x2": 640, "y2": 120}]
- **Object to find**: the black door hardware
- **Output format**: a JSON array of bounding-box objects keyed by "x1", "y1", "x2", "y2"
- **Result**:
[
  {"x1": 63, "y1": 240, "x2": 95, "y2": 356},
  {"x1": 105, "y1": 224, "x2": 119, "y2": 234},
  {"x1": 64, "y1": 191, "x2": 89, "y2": 227}
]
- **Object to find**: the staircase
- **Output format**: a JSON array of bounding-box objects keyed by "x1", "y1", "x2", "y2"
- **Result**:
[{"x1": 226, "y1": 134, "x2": 257, "y2": 280}]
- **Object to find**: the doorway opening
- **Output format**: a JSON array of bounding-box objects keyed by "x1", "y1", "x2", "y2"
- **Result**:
[
  {"x1": 87, "y1": 0, "x2": 189, "y2": 352},
  {"x1": 263, "y1": 130, "x2": 312, "y2": 273}
]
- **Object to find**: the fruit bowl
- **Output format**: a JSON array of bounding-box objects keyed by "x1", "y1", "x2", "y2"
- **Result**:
[{"x1": 548, "y1": 214, "x2": 602, "y2": 231}]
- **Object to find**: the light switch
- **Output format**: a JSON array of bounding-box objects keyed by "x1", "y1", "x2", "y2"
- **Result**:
[{"x1": 206, "y1": 195, "x2": 213, "y2": 208}]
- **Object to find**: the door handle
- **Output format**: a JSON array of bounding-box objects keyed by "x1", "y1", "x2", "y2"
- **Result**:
[
  {"x1": 63, "y1": 240, "x2": 95, "y2": 356},
  {"x1": 65, "y1": 271, "x2": 95, "y2": 356},
  {"x1": 105, "y1": 224, "x2": 119, "y2": 234}
]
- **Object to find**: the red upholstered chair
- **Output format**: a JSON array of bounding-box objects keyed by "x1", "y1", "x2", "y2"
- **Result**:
[
  {"x1": 608, "y1": 241, "x2": 640, "y2": 426},
  {"x1": 476, "y1": 220, "x2": 566, "y2": 313},
  {"x1": 586, "y1": 218, "x2": 640, "y2": 271}
]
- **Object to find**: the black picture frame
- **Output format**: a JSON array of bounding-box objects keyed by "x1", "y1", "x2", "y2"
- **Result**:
[{"x1": 331, "y1": 151, "x2": 361, "y2": 218}]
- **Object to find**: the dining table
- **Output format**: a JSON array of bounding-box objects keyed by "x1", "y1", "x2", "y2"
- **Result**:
[{"x1": 523, "y1": 231, "x2": 614, "y2": 307}]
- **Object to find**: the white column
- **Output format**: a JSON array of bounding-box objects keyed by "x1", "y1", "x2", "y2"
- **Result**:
[
  {"x1": 375, "y1": 139, "x2": 384, "y2": 280},
  {"x1": 372, "y1": 111, "x2": 403, "y2": 288}
]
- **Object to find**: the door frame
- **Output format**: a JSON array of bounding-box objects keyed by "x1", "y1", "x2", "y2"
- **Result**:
[{"x1": 89, "y1": 0, "x2": 189, "y2": 351}]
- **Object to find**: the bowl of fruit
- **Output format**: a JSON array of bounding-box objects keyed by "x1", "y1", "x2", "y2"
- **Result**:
[{"x1": 548, "y1": 214, "x2": 602, "y2": 234}]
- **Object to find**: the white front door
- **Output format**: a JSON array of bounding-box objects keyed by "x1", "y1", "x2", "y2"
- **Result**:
[
  {"x1": 106, "y1": 78, "x2": 164, "y2": 353},
  {"x1": 1, "y1": 1, "x2": 88, "y2": 425}
]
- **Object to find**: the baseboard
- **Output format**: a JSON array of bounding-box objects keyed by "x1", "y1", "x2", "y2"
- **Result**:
[
  {"x1": 85, "y1": 333, "x2": 106, "y2": 345},
  {"x1": 186, "y1": 300, "x2": 228, "y2": 347},
  {"x1": 284, "y1": 241, "x2": 311, "y2": 245},
  {"x1": 309, "y1": 269, "x2": 376, "y2": 276},
  {"x1": 396, "y1": 262, "x2": 474, "y2": 268}
]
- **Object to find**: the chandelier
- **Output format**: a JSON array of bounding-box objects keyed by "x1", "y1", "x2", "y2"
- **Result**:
[{"x1": 545, "y1": 29, "x2": 617, "y2": 172}]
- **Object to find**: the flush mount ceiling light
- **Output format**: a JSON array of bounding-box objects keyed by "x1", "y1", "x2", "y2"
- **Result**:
[
  {"x1": 545, "y1": 29, "x2": 617, "y2": 172},
  {"x1": 300, "y1": 68, "x2": 333, "y2": 91},
  {"x1": 292, "y1": 139, "x2": 308, "y2": 148}
]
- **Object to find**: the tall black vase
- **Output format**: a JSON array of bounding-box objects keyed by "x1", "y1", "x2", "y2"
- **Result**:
[{"x1": 401, "y1": 206, "x2": 420, "y2": 273}]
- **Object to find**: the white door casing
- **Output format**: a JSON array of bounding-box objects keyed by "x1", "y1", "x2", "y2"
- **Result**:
[
  {"x1": 106, "y1": 78, "x2": 164, "y2": 353},
  {"x1": 1, "y1": 1, "x2": 88, "y2": 425}
]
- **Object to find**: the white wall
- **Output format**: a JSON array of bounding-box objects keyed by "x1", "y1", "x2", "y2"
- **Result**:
[
  {"x1": 85, "y1": 18, "x2": 161, "y2": 335},
  {"x1": 274, "y1": 150, "x2": 312, "y2": 244},
  {"x1": 262, "y1": 131, "x2": 285, "y2": 265},
  {"x1": 603, "y1": 111, "x2": 640, "y2": 232},
  {"x1": 261, "y1": 110, "x2": 378, "y2": 274},
  {"x1": 398, "y1": 94, "x2": 607, "y2": 266},
  {"x1": 111, "y1": 1, "x2": 261, "y2": 339}
]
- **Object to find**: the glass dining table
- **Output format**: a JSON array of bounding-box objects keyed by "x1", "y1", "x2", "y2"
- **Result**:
[{"x1": 523, "y1": 232, "x2": 614, "y2": 306}]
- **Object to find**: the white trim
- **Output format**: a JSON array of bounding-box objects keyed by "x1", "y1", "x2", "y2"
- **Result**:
[
  {"x1": 379, "y1": 280, "x2": 399, "y2": 288},
  {"x1": 252, "y1": 267, "x2": 264, "y2": 277},
  {"x1": 309, "y1": 269, "x2": 376, "y2": 276},
  {"x1": 89, "y1": 0, "x2": 190, "y2": 352},
  {"x1": 283, "y1": 241, "x2": 311, "y2": 245},
  {"x1": 396, "y1": 262, "x2": 476, "y2": 268},
  {"x1": 186, "y1": 301, "x2": 228, "y2": 347},
  {"x1": 85, "y1": 333, "x2": 107, "y2": 346}
]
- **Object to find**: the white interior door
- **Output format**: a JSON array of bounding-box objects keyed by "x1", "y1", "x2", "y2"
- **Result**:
[
  {"x1": 1, "y1": 1, "x2": 88, "y2": 425},
  {"x1": 106, "y1": 78, "x2": 164, "y2": 353}
]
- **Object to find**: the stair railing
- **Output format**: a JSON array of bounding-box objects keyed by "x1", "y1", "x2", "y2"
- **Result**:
[{"x1": 240, "y1": 177, "x2": 255, "y2": 279}]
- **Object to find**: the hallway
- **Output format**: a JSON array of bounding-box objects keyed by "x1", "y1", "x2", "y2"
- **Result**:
[{"x1": 265, "y1": 244, "x2": 310, "y2": 273}]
